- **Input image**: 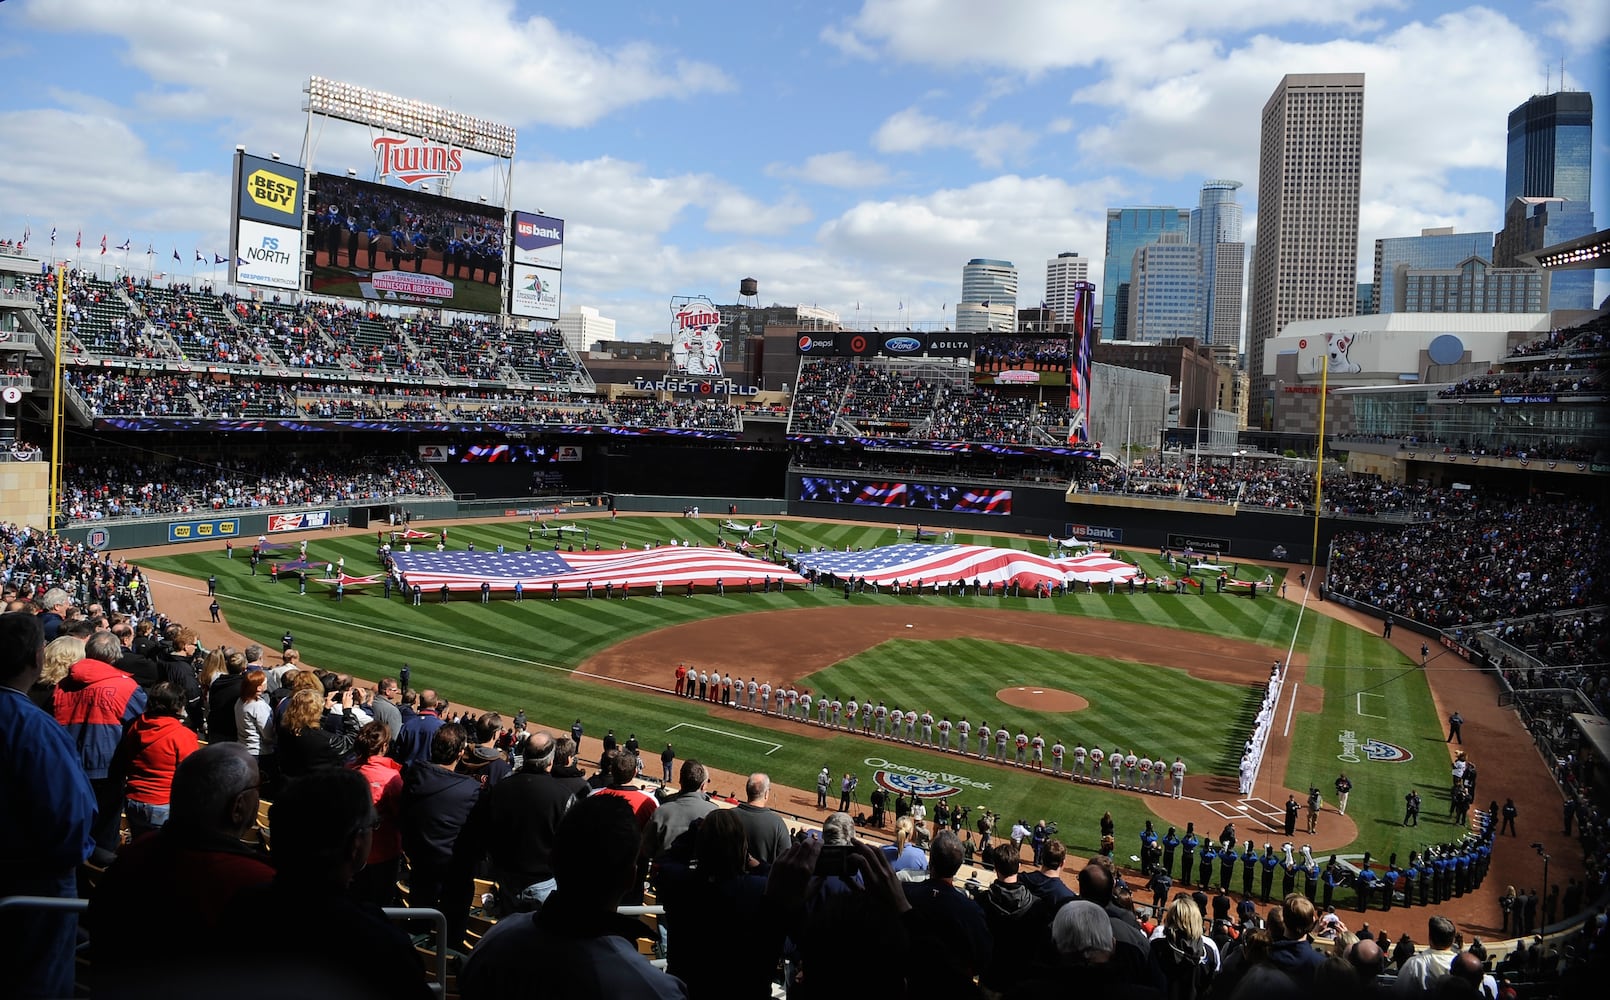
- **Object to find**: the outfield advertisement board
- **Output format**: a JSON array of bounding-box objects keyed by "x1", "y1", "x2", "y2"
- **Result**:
[
  {"x1": 1168, "y1": 532, "x2": 1230, "y2": 555},
  {"x1": 1066, "y1": 523, "x2": 1123, "y2": 543},
  {"x1": 234, "y1": 219, "x2": 303, "y2": 290},
  {"x1": 267, "y1": 511, "x2": 331, "y2": 532},
  {"x1": 167, "y1": 518, "x2": 241, "y2": 542},
  {"x1": 307, "y1": 173, "x2": 506, "y2": 314}
]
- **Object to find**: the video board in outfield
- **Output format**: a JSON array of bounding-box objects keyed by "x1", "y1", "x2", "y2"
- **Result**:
[
  {"x1": 973, "y1": 333, "x2": 1070, "y2": 386},
  {"x1": 509, "y1": 212, "x2": 563, "y2": 320},
  {"x1": 307, "y1": 173, "x2": 506, "y2": 314}
]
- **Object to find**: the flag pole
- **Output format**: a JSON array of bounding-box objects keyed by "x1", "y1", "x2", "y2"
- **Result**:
[
  {"x1": 1311, "y1": 356, "x2": 1328, "y2": 565},
  {"x1": 48, "y1": 263, "x2": 67, "y2": 534}
]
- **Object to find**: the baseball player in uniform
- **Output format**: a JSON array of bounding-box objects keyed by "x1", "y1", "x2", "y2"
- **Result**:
[
  {"x1": 830, "y1": 696, "x2": 843, "y2": 728},
  {"x1": 1088, "y1": 746, "x2": 1103, "y2": 784},
  {"x1": 875, "y1": 701, "x2": 888, "y2": 737},
  {"x1": 800, "y1": 691, "x2": 812, "y2": 722},
  {"x1": 1031, "y1": 733, "x2": 1045, "y2": 771},
  {"x1": 920, "y1": 710, "x2": 934, "y2": 747},
  {"x1": 1137, "y1": 756, "x2": 1152, "y2": 792},
  {"x1": 844, "y1": 697, "x2": 857, "y2": 730},
  {"x1": 1124, "y1": 751, "x2": 1139, "y2": 789},
  {"x1": 995, "y1": 726, "x2": 1010, "y2": 763},
  {"x1": 1171, "y1": 757, "x2": 1186, "y2": 799},
  {"x1": 977, "y1": 720, "x2": 991, "y2": 759},
  {"x1": 937, "y1": 716, "x2": 953, "y2": 751},
  {"x1": 957, "y1": 716, "x2": 971, "y2": 752},
  {"x1": 1014, "y1": 730, "x2": 1029, "y2": 766},
  {"x1": 861, "y1": 700, "x2": 873, "y2": 733},
  {"x1": 1110, "y1": 748, "x2": 1123, "y2": 788},
  {"x1": 1154, "y1": 754, "x2": 1168, "y2": 793},
  {"x1": 816, "y1": 693, "x2": 828, "y2": 725},
  {"x1": 759, "y1": 681, "x2": 772, "y2": 714},
  {"x1": 786, "y1": 686, "x2": 799, "y2": 718},
  {"x1": 904, "y1": 710, "x2": 918, "y2": 743},
  {"x1": 746, "y1": 678, "x2": 758, "y2": 710},
  {"x1": 1051, "y1": 739, "x2": 1065, "y2": 777}
]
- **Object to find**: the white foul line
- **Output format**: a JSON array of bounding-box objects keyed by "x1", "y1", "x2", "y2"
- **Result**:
[
  {"x1": 667, "y1": 722, "x2": 783, "y2": 755},
  {"x1": 1282, "y1": 682, "x2": 1300, "y2": 737}
]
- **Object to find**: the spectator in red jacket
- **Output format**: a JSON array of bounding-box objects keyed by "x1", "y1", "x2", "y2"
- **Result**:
[
  {"x1": 349, "y1": 721, "x2": 405, "y2": 906},
  {"x1": 109, "y1": 682, "x2": 200, "y2": 838},
  {"x1": 54, "y1": 631, "x2": 147, "y2": 859}
]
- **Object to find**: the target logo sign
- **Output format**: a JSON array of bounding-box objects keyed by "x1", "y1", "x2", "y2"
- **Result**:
[
  {"x1": 1298, "y1": 339, "x2": 1307, "y2": 349},
  {"x1": 850, "y1": 335, "x2": 868, "y2": 354}
]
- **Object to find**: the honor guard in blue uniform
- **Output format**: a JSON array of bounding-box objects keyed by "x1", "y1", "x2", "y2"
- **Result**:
[
  {"x1": 1219, "y1": 841, "x2": 1238, "y2": 892},
  {"x1": 1455, "y1": 848, "x2": 1471, "y2": 896},
  {"x1": 1419, "y1": 854, "x2": 1433, "y2": 906},
  {"x1": 1355, "y1": 861, "x2": 1376, "y2": 912},
  {"x1": 1322, "y1": 858, "x2": 1340, "y2": 909},
  {"x1": 1303, "y1": 854, "x2": 1320, "y2": 903},
  {"x1": 1161, "y1": 827, "x2": 1180, "y2": 878},
  {"x1": 1180, "y1": 825, "x2": 1199, "y2": 885},
  {"x1": 1242, "y1": 841, "x2": 1257, "y2": 897},
  {"x1": 1402, "y1": 854, "x2": 1419, "y2": 907},
  {"x1": 1382, "y1": 859, "x2": 1399, "y2": 910},
  {"x1": 1199, "y1": 840, "x2": 1218, "y2": 889},
  {"x1": 1259, "y1": 845, "x2": 1278, "y2": 902},
  {"x1": 1281, "y1": 853, "x2": 1298, "y2": 898}
]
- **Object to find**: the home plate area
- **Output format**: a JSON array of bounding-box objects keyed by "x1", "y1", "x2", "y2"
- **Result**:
[{"x1": 1201, "y1": 796, "x2": 1287, "y2": 827}]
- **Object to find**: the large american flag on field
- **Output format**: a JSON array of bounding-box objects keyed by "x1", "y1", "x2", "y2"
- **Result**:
[
  {"x1": 393, "y1": 546, "x2": 807, "y2": 593},
  {"x1": 794, "y1": 543, "x2": 1082, "y2": 589}
]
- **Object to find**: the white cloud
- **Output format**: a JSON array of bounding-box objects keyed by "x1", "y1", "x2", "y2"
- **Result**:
[
  {"x1": 1540, "y1": 0, "x2": 1610, "y2": 53},
  {"x1": 765, "y1": 152, "x2": 893, "y2": 189},
  {"x1": 0, "y1": 109, "x2": 227, "y2": 245},
  {"x1": 1069, "y1": 8, "x2": 1553, "y2": 277},
  {"x1": 23, "y1": 0, "x2": 731, "y2": 131},
  {"x1": 872, "y1": 107, "x2": 1037, "y2": 168},
  {"x1": 823, "y1": 0, "x2": 1403, "y2": 75}
]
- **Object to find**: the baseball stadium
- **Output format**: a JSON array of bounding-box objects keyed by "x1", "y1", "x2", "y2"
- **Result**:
[{"x1": 1, "y1": 82, "x2": 1606, "y2": 1000}]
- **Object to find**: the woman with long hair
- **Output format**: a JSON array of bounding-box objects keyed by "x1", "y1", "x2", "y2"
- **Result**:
[
  {"x1": 349, "y1": 721, "x2": 404, "y2": 905},
  {"x1": 275, "y1": 687, "x2": 359, "y2": 778},
  {"x1": 1150, "y1": 894, "x2": 1216, "y2": 1000}
]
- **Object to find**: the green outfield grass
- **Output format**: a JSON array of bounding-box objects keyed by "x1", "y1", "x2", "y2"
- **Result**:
[{"x1": 135, "y1": 514, "x2": 1449, "y2": 863}]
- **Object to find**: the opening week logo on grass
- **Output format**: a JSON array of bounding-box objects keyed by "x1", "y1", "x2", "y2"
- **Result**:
[
  {"x1": 1337, "y1": 730, "x2": 1413, "y2": 763},
  {"x1": 866, "y1": 756, "x2": 994, "y2": 798}
]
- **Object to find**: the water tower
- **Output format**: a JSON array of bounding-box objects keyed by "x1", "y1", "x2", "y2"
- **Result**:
[{"x1": 738, "y1": 277, "x2": 759, "y2": 308}]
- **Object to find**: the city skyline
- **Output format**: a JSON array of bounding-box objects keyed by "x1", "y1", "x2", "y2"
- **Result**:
[{"x1": 0, "y1": 0, "x2": 1605, "y2": 340}]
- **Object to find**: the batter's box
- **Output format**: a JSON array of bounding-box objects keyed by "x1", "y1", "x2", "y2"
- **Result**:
[{"x1": 1200, "y1": 800, "x2": 1245, "y2": 821}]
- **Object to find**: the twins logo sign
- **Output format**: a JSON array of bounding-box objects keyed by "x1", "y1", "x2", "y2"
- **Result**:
[{"x1": 671, "y1": 297, "x2": 724, "y2": 376}]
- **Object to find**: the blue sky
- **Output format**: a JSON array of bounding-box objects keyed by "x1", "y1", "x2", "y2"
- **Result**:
[{"x1": 1, "y1": 0, "x2": 1605, "y2": 341}]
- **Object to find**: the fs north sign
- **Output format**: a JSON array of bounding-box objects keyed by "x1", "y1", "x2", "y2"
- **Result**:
[{"x1": 373, "y1": 136, "x2": 463, "y2": 186}]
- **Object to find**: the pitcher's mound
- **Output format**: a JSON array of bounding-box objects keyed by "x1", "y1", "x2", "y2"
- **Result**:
[{"x1": 997, "y1": 687, "x2": 1088, "y2": 712}]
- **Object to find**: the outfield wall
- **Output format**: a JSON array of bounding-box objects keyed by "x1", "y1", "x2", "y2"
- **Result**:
[{"x1": 785, "y1": 472, "x2": 1396, "y2": 563}]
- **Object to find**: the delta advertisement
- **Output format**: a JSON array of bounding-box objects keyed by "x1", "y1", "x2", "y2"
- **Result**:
[{"x1": 234, "y1": 219, "x2": 303, "y2": 290}]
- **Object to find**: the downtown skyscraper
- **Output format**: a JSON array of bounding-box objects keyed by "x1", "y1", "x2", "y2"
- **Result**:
[
  {"x1": 1190, "y1": 180, "x2": 1246, "y2": 364},
  {"x1": 1247, "y1": 73, "x2": 1365, "y2": 422}
]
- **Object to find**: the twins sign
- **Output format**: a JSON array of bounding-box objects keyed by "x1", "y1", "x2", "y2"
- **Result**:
[{"x1": 671, "y1": 297, "x2": 724, "y2": 377}]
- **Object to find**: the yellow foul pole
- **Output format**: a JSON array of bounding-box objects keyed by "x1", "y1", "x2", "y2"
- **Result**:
[
  {"x1": 1311, "y1": 356, "x2": 1328, "y2": 565},
  {"x1": 49, "y1": 265, "x2": 66, "y2": 534}
]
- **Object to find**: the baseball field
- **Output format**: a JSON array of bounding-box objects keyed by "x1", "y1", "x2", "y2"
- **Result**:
[{"x1": 136, "y1": 512, "x2": 1472, "y2": 870}]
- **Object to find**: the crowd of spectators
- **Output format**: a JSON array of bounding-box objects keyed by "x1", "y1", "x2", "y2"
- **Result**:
[
  {"x1": 926, "y1": 384, "x2": 1041, "y2": 444},
  {"x1": 1508, "y1": 316, "x2": 1610, "y2": 358},
  {"x1": 1326, "y1": 493, "x2": 1605, "y2": 629},
  {"x1": 57, "y1": 452, "x2": 450, "y2": 521},
  {"x1": 65, "y1": 370, "x2": 197, "y2": 417},
  {"x1": 1437, "y1": 364, "x2": 1603, "y2": 399}
]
